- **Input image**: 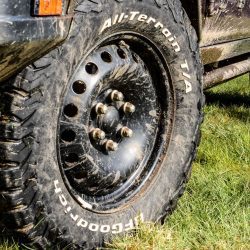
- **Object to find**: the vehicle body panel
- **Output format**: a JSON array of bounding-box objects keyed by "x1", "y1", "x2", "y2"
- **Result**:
[
  {"x1": 181, "y1": 0, "x2": 250, "y2": 64},
  {"x1": 200, "y1": 0, "x2": 250, "y2": 46},
  {"x1": 201, "y1": 37, "x2": 250, "y2": 64},
  {"x1": 0, "y1": 0, "x2": 73, "y2": 82}
]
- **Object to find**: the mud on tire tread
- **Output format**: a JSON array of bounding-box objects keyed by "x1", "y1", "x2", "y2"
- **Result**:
[{"x1": 0, "y1": 0, "x2": 204, "y2": 248}]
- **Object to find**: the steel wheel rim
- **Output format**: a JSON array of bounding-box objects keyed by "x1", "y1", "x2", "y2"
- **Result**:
[{"x1": 57, "y1": 35, "x2": 174, "y2": 212}]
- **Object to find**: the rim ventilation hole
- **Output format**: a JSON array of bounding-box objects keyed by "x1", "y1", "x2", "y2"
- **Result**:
[
  {"x1": 117, "y1": 48, "x2": 127, "y2": 59},
  {"x1": 65, "y1": 153, "x2": 79, "y2": 164},
  {"x1": 101, "y1": 51, "x2": 112, "y2": 63},
  {"x1": 64, "y1": 104, "x2": 78, "y2": 118},
  {"x1": 73, "y1": 80, "x2": 86, "y2": 94},
  {"x1": 85, "y1": 62, "x2": 98, "y2": 75},
  {"x1": 61, "y1": 130, "x2": 76, "y2": 142}
]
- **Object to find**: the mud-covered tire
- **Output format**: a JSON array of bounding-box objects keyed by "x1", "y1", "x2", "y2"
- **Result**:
[{"x1": 0, "y1": 0, "x2": 204, "y2": 248}]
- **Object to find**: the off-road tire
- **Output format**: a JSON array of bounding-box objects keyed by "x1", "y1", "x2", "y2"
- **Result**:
[{"x1": 0, "y1": 0, "x2": 204, "y2": 248}]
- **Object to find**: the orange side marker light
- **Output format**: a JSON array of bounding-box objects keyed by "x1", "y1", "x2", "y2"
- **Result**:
[{"x1": 34, "y1": 0, "x2": 62, "y2": 16}]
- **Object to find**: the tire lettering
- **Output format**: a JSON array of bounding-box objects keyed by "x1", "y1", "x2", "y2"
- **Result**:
[
  {"x1": 183, "y1": 72, "x2": 191, "y2": 79},
  {"x1": 138, "y1": 14, "x2": 148, "y2": 22},
  {"x1": 181, "y1": 60, "x2": 193, "y2": 93},
  {"x1": 100, "y1": 18, "x2": 112, "y2": 33},
  {"x1": 54, "y1": 180, "x2": 144, "y2": 234},
  {"x1": 171, "y1": 41, "x2": 181, "y2": 52},
  {"x1": 64, "y1": 206, "x2": 72, "y2": 214},
  {"x1": 129, "y1": 11, "x2": 140, "y2": 21},
  {"x1": 181, "y1": 60, "x2": 190, "y2": 70},
  {"x1": 100, "y1": 12, "x2": 181, "y2": 55},
  {"x1": 184, "y1": 80, "x2": 192, "y2": 93},
  {"x1": 89, "y1": 223, "x2": 99, "y2": 232},
  {"x1": 168, "y1": 35, "x2": 176, "y2": 42},
  {"x1": 100, "y1": 225, "x2": 111, "y2": 233},
  {"x1": 112, "y1": 223, "x2": 123, "y2": 234},
  {"x1": 77, "y1": 218, "x2": 88, "y2": 228},
  {"x1": 59, "y1": 194, "x2": 67, "y2": 207},
  {"x1": 118, "y1": 13, "x2": 125, "y2": 23},
  {"x1": 113, "y1": 14, "x2": 119, "y2": 25},
  {"x1": 54, "y1": 180, "x2": 62, "y2": 194},
  {"x1": 70, "y1": 213, "x2": 79, "y2": 221},
  {"x1": 162, "y1": 28, "x2": 171, "y2": 38},
  {"x1": 155, "y1": 21, "x2": 164, "y2": 29}
]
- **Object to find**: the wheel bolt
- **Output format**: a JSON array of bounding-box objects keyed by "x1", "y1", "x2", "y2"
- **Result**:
[
  {"x1": 123, "y1": 102, "x2": 135, "y2": 114},
  {"x1": 104, "y1": 140, "x2": 118, "y2": 152},
  {"x1": 120, "y1": 127, "x2": 133, "y2": 138},
  {"x1": 95, "y1": 103, "x2": 108, "y2": 115},
  {"x1": 111, "y1": 90, "x2": 124, "y2": 102},
  {"x1": 91, "y1": 128, "x2": 106, "y2": 141}
]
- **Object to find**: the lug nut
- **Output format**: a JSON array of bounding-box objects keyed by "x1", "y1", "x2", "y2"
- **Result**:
[
  {"x1": 123, "y1": 102, "x2": 135, "y2": 114},
  {"x1": 104, "y1": 140, "x2": 118, "y2": 152},
  {"x1": 120, "y1": 127, "x2": 133, "y2": 138},
  {"x1": 111, "y1": 90, "x2": 124, "y2": 102},
  {"x1": 91, "y1": 128, "x2": 106, "y2": 141},
  {"x1": 95, "y1": 103, "x2": 108, "y2": 115}
]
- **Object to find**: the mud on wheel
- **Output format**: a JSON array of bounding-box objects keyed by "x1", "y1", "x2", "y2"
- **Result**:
[{"x1": 0, "y1": 0, "x2": 203, "y2": 248}]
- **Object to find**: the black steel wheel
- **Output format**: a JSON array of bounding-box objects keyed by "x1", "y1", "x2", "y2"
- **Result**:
[
  {"x1": 0, "y1": 0, "x2": 204, "y2": 249},
  {"x1": 58, "y1": 40, "x2": 171, "y2": 212}
]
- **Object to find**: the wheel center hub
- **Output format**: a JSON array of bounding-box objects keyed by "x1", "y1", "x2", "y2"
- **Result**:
[{"x1": 97, "y1": 106, "x2": 120, "y2": 133}]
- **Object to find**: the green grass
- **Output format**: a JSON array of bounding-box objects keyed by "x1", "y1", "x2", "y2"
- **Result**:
[
  {"x1": 1, "y1": 74, "x2": 249, "y2": 249},
  {"x1": 0, "y1": 239, "x2": 19, "y2": 250}
]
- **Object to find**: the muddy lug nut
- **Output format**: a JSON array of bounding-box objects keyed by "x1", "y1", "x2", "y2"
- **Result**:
[
  {"x1": 104, "y1": 140, "x2": 118, "y2": 152},
  {"x1": 91, "y1": 129, "x2": 106, "y2": 141},
  {"x1": 123, "y1": 102, "x2": 135, "y2": 114},
  {"x1": 95, "y1": 103, "x2": 108, "y2": 115},
  {"x1": 111, "y1": 90, "x2": 124, "y2": 102},
  {"x1": 121, "y1": 127, "x2": 133, "y2": 138}
]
